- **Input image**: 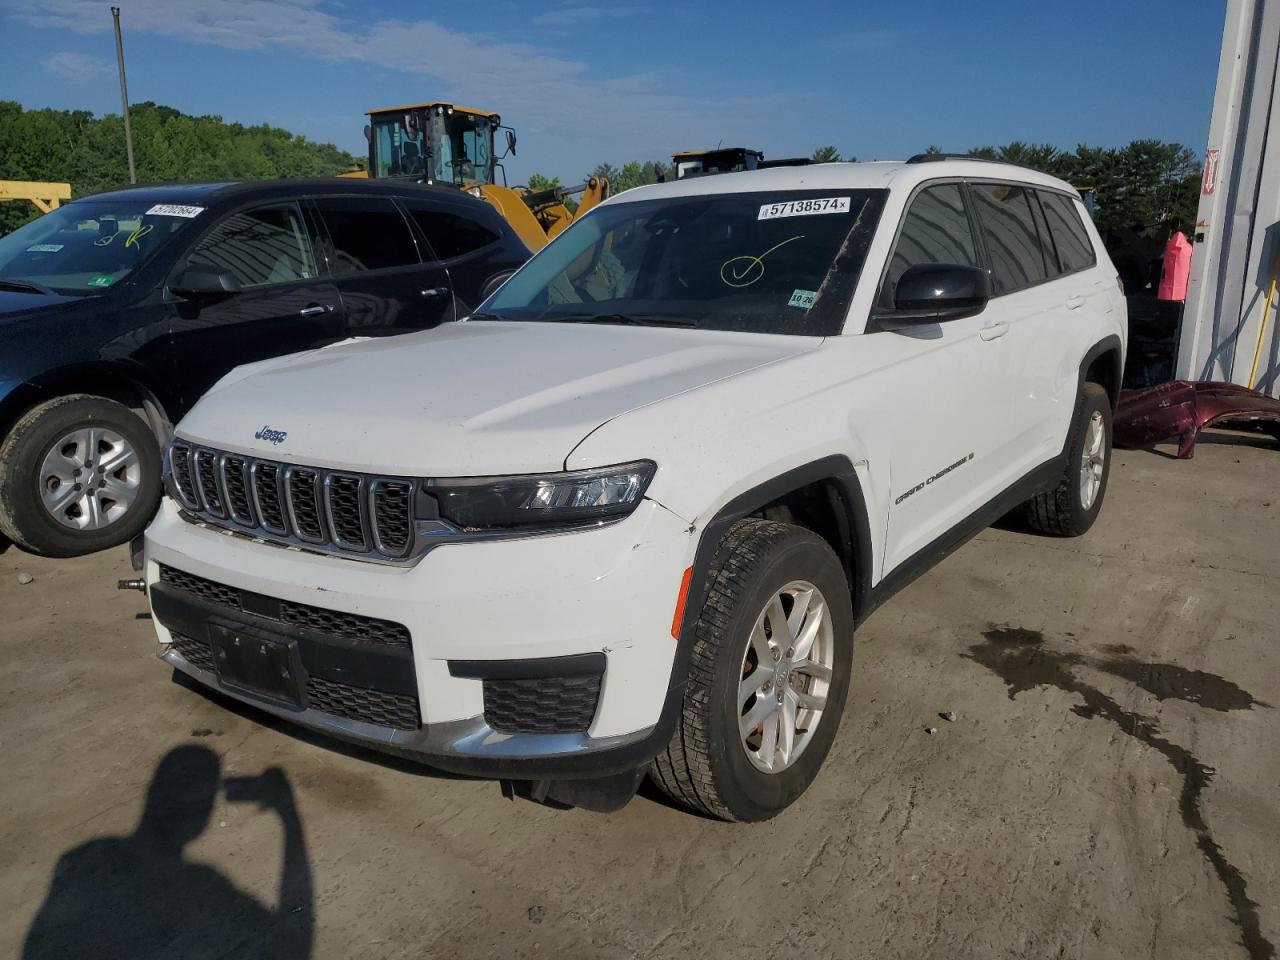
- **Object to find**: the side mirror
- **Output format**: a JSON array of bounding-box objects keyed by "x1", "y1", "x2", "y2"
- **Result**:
[
  {"x1": 363, "y1": 123, "x2": 371, "y2": 142},
  {"x1": 170, "y1": 264, "x2": 241, "y2": 298},
  {"x1": 506, "y1": 129, "x2": 517, "y2": 157},
  {"x1": 884, "y1": 263, "x2": 989, "y2": 323}
]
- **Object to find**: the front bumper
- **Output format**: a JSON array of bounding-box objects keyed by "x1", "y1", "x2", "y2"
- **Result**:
[{"x1": 144, "y1": 496, "x2": 696, "y2": 778}]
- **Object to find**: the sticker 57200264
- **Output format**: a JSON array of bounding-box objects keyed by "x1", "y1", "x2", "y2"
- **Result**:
[
  {"x1": 145, "y1": 204, "x2": 205, "y2": 218},
  {"x1": 758, "y1": 197, "x2": 851, "y2": 220}
]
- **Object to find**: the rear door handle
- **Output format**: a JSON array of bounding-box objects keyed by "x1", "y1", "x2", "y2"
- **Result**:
[
  {"x1": 420, "y1": 286, "x2": 448, "y2": 298},
  {"x1": 1065, "y1": 294, "x2": 1085, "y2": 310},
  {"x1": 979, "y1": 320, "x2": 1009, "y2": 341},
  {"x1": 299, "y1": 304, "x2": 334, "y2": 317}
]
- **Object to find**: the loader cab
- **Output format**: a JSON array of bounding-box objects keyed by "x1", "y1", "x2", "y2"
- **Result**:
[
  {"x1": 367, "y1": 103, "x2": 508, "y2": 187},
  {"x1": 672, "y1": 148, "x2": 764, "y2": 180}
]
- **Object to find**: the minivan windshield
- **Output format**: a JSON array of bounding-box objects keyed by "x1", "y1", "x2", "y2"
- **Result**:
[
  {"x1": 483, "y1": 189, "x2": 887, "y2": 336},
  {"x1": 0, "y1": 200, "x2": 196, "y2": 295}
]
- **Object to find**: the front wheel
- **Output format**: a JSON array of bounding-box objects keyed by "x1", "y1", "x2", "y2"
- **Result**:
[
  {"x1": 0, "y1": 395, "x2": 161, "y2": 557},
  {"x1": 650, "y1": 519, "x2": 854, "y2": 821}
]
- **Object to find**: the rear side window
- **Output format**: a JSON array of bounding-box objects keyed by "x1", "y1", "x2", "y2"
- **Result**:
[
  {"x1": 189, "y1": 202, "x2": 316, "y2": 288},
  {"x1": 1039, "y1": 192, "x2": 1096, "y2": 274},
  {"x1": 313, "y1": 197, "x2": 419, "y2": 275},
  {"x1": 881, "y1": 183, "x2": 978, "y2": 306},
  {"x1": 403, "y1": 202, "x2": 500, "y2": 260},
  {"x1": 970, "y1": 184, "x2": 1049, "y2": 294}
]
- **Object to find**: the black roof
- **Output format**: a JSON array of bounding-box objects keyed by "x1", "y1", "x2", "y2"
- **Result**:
[{"x1": 78, "y1": 177, "x2": 466, "y2": 206}]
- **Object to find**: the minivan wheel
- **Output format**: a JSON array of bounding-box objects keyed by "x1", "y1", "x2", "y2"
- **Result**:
[
  {"x1": 650, "y1": 519, "x2": 853, "y2": 821},
  {"x1": 1021, "y1": 382, "x2": 1112, "y2": 537},
  {"x1": 0, "y1": 395, "x2": 161, "y2": 557}
]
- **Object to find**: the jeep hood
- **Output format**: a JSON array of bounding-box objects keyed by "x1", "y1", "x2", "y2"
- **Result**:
[{"x1": 176, "y1": 320, "x2": 819, "y2": 475}]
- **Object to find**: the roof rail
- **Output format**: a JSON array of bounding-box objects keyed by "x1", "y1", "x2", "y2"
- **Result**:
[{"x1": 905, "y1": 152, "x2": 1014, "y2": 164}]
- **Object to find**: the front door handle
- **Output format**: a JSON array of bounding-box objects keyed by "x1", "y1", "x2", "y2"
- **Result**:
[
  {"x1": 420, "y1": 286, "x2": 448, "y2": 298},
  {"x1": 979, "y1": 320, "x2": 1009, "y2": 341},
  {"x1": 1065, "y1": 294, "x2": 1085, "y2": 310},
  {"x1": 299, "y1": 304, "x2": 334, "y2": 317}
]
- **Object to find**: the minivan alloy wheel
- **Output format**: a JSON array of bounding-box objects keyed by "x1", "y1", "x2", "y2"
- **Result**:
[
  {"x1": 1079, "y1": 410, "x2": 1106, "y2": 510},
  {"x1": 38, "y1": 426, "x2": 141, "y2": 530},
  {"x1": 738, "y1": 579, "x2": 835, "y2": 774}
]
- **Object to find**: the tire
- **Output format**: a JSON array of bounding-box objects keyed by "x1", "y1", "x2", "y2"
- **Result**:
[
  {"x1": 650, "y1": 519, "x2": 854, "y2": 821},
  {"x1": 479, "y1": 270, "x2": 516, "y2": 301},
  {"x1": 1021, "y1": 382, "x2": 1112, "y2": 537},
  {"x1": 0, "y1": 395, "x2": 161, "y2": 557}
]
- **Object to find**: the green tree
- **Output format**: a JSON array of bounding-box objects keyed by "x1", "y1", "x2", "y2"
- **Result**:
[
  {"x1": 811, "y1": 145, "x2": 842, "y2": 163},
  {"x1": 0, "y1": 100, "x2": 357, "y2": 235},
  {"x1": 526, "y1": 172, "x2": 562, "y2": 192},
  {"x1": 590, "y1": 162, "x2": 620, "y2": 185}
]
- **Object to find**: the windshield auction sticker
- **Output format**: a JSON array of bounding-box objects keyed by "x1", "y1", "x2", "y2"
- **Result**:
[
  {"x1": 145, "y1": 204, "x2": 205, "y2": 218},
  {"x1": 26, "y1": 243, "x2": 63, "y2": 253},
  {"x1": 758, "y1": 197, "x2": 851, "y2": 220}
]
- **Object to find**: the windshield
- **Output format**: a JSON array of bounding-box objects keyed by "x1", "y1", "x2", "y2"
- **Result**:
[
  {"x1": 484, "y1": 189, "x2": 886, "y2": 336},
  {"x1": 0, "y1": 200, "x2": 196, "y2": 295},
  {"x1": 370, "y1": 110, "x2": 494, "y2": 184}
]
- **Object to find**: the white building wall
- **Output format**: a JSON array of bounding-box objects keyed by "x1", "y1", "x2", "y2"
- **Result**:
[{"x1": 1177, "y1": 0, "x2": 1280, "y2": 397}]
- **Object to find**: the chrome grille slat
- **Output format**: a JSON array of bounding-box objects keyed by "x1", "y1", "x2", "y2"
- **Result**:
[
  {"x1": 192, "y1": 449, "x2": 226, "y2": 518},
  {"x1": 170, "y1": 444, "x2": 198, "y2": 509},
  {"x1": 221, "y1": 455, "x2": 255, "y2": 526},
  {"x1": 285, "y1": 467, "x2": 326, "y2": 543},
  {"x1": 169, "y1": 444, "x2": 416, "y2": 562}
]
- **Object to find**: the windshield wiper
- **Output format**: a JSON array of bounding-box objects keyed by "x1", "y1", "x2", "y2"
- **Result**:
[
  {"x1": 549, "y1": 313, "x2": 697, "y2": 328},
  {"x1": 0, "y1": 278, "x2": 56, "y2": 296}
]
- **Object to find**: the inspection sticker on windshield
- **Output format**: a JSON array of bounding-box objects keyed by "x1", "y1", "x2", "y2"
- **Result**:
[
  {"x1": 145, "y1": 204, "x2": 204, "y2": 218},
  {"x1": 758, "y1": 197, "x2": 851, "y2": 220},
  {"x1": 26, "y1": 243, "x2": 63, "y2": 253},
  {"x1": 788, "y1": 289, "x2": 817, "y2": 309},
  {"x1": 87, "y1": 275, "x2": 115, "y2": 287}
]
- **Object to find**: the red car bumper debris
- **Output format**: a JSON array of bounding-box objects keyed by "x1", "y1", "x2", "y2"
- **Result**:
[{"x1": 1113, "y1": 380, "x2": 1280, "y2": 459}]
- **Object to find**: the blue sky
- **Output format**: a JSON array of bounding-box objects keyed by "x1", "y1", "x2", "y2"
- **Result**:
[{"x1": 1, "y1": 0, "x2": 1227, "y2": 183}]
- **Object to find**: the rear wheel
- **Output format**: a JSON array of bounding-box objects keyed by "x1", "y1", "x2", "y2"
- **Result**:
[
  {"x1": 1021, "y1": 382, "x2": 1112, "y2": 536},
  {"x1": 0, "y1": 395, "x2": 161, "y2": 557},
  {"x1": 650, "y1": 519, "x2": 853, "y2": 821}
]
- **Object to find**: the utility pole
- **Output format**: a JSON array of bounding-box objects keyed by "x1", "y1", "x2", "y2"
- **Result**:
[{"x1": 110, "y1": 6, "x2": 137, "y2": 184}]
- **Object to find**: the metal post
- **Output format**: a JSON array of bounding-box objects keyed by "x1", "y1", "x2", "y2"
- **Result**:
[{"x1": 111, "y1": 6, "x2": 137, "y2": 184}]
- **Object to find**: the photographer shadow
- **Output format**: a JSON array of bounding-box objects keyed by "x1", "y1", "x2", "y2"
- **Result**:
[{"x1": 22, "y1": 745, "x2": 313, "y2": 960}]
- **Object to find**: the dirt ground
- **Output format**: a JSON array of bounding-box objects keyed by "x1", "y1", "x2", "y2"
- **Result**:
[{"x1": 1, "y1": 432, "x2": 1277, "y2": 960}]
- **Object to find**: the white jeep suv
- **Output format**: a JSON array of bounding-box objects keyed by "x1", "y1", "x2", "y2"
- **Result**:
[{"x1": 143, "y1": 157, "x2": 1125, "y2": 820}]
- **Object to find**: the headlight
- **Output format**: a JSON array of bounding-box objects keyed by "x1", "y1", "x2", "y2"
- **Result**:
[{"x1": 426, "y1": 461, "x2": 655, "y2": 531}]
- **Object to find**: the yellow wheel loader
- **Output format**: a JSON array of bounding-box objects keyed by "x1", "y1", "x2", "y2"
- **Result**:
[{"x1": 350, "y1": 102, "x2": 607, "y2": 251}]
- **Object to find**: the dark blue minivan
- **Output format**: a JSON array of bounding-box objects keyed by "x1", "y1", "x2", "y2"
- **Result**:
[{"x1": 0, "y1": 179, "x2": 530, "y2": 556}]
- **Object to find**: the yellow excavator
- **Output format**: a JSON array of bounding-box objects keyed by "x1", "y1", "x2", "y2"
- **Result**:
[{"x1": 345, "y1": 102, "x2": 607, "y2": 251}]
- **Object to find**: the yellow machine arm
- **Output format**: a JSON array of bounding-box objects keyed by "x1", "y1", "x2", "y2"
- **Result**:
[
  {"x1": 477, "y1": 177, "x2": 609, "y2": 252},
  {"x1": 0, "y1": 180, "x2": 72, "y2": 214}
]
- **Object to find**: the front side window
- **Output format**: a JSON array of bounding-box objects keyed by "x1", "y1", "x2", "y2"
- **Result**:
[
  {"x1": 1039, "y1": 192, "x2": 1096, "y2": 274},
  {"x1": 370, "y1": 114, "x2": 428, "y2": 178},
  {"x1": 188, "y1": 203, "x2": 315, "y2": 288},
  {"x1": 313, "y1": 197, "x2": 419, "y2": 276},
  {"x1": 0, "y1": 200, "x2": 194, "y2": 294},
  {"x1": 970, "y1": 183, "x2": 1050, "y2": 294},
  {"x1": 484, "y1": 189, "x2": 887, "y2": 336},
  {"x1": 880, "y1": 183, "x2": 977, "y2": 307}
]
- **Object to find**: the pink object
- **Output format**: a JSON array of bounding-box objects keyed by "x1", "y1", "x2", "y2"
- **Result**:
[{"x1": 1157, "y1": 231, "x2": 1192, "y2": 301}]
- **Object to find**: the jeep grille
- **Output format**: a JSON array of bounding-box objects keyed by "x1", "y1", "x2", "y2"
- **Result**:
[{"x1": 168, "y1": 442, "x2": 416, "y2": 561}]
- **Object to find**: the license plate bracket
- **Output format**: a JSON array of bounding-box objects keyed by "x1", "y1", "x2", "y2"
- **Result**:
[{"x1": 209, "y1": 621, "x2": 304, "y2": 709}]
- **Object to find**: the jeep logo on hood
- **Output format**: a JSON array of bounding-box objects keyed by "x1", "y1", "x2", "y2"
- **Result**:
[{"x1": 254, "y1": 425, "x2": 288, "y2": 445}]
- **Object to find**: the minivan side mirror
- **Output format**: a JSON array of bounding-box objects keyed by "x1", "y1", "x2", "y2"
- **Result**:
[
  {"x1": 170, "y1": 264, "x2": 242, "y2": 299},
  {"x1": 882, "y1": 263, "x2": 989, "y2": 323}
]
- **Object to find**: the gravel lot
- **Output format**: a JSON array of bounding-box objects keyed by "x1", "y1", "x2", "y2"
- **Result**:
[{"x1": 2, "y1": 433, "x2": 1277, "y2": 960}]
